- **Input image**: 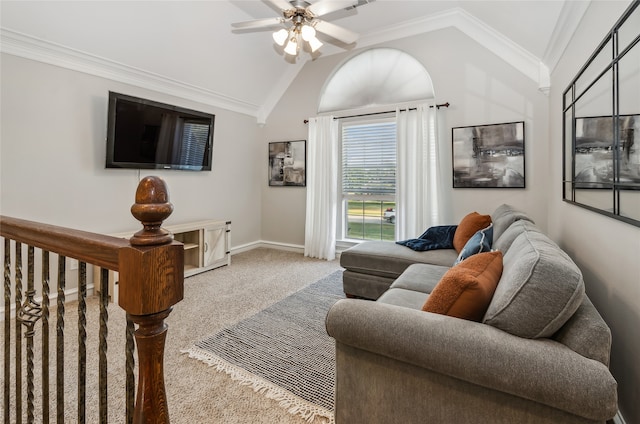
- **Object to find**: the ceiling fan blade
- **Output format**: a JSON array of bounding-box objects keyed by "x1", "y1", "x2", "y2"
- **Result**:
[
  {"x1": 231, "y1": 17, "x2": 285, "y2": 30},
  {"x1": 308, "y1": 0, "x2": 358, "y2": 17},
  {"x1": 313, "y1": 19, "x2": 359, "y2": 44},
  {"x1": 267, "y1": 0, "x2": 295, "y2": 12}
]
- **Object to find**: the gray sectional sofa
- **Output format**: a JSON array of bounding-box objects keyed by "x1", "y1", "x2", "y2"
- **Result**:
[{"x1": 326, "y1": 204, "x2": 618, "y2": 424}]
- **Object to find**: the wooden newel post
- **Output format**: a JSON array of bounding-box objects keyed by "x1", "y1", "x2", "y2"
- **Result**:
[{"x1": 118, "y1": 176, "x2": 184, "y2": 424}]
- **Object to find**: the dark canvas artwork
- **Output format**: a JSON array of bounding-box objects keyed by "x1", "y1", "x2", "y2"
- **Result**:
[
  {"x1": 268, "y1": 140, "x2": 306, "y2": 186},
  {"x1": 452, "y1": 121, "x2": 525, "y2": 188},
  {"x1": 574, "y1": 115, "x2": 639, "y2": 188}
]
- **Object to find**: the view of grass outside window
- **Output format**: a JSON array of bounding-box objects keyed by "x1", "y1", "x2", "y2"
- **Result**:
[
  {"x1": 342, "y1": 119, "x2": 397, "y2": 241},
  {"x1": 346, "y1": 200, "x2": 396, "y2": 241}
]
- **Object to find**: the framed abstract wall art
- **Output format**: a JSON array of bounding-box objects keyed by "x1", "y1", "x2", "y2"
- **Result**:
[
  {"x1": 452, "y1": 121, "x2": 525, "y2": 188},
  {"x1": 268, "y1": 140, "x2": 306, "y2": 187}
]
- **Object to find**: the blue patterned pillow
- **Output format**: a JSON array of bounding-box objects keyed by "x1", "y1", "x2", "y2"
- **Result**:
[
  {"x1": 396, "y1": 225, "x2": 458, "y2": 251},
  {"x1": 455, "y1": 224, "x2": 493, "y2": 264}
]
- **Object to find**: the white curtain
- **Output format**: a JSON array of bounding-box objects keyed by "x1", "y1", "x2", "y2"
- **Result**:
[
  {"x1": 304, "y1": 115, "x2": 339, "y2": 260},
  {"x1": 396, "y1": 102, "x2": 450, "y2": 240}
]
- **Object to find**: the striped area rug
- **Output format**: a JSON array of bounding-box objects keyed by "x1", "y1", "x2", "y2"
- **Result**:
[{"x1": 183, "y1": 270, "x2": 344, "y2": 424}]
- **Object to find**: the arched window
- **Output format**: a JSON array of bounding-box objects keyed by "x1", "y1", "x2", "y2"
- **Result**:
[
  {"x1": 317, "y1": 48, "x2": 436, "y2": 242},
  {"x1": 318, "y1": 48, "x2": 434, "y2": 113}
]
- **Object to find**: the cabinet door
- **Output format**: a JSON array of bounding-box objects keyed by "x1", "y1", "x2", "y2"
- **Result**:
[{"x1": 203, "y1": 224, "x2": 228, "y2": 268}]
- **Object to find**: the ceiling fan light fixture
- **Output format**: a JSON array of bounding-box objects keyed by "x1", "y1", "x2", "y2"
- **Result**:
[
  {"x1": 272, "y1": 28, "x2": 289, "y2": 46},
  {"x1": 284, "y1": 36, "x2": 299, "y2": 56},
  {"x1": 307, "y1": 36, "x2": 323, "y2": 53},
  {"x1": 300, "y1": 24, "x2": 316, "y2": 41},
  {"x1": 232, "y1": 0, "x2": 365, "y2": 59}
]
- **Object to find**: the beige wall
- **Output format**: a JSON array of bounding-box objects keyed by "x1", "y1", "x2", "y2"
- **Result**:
[
  {"x1": 262, "y1": 26, "x2": 551, "y2": 246},
  {"x1": 0, "y1": 54, "x2": 262, "y2": 248},
  {"x1": 548, "y1": 1, "x2": 640, "y2": 422}
]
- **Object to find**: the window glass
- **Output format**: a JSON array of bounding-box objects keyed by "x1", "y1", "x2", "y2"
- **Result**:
[{"x1": 341, "y1": 120, "x2": 396, "y2": 241}]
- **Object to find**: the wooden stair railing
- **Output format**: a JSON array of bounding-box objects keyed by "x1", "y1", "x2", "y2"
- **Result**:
[{"x1": 1, "y1": 176, "x2": 184, "y2": 424}]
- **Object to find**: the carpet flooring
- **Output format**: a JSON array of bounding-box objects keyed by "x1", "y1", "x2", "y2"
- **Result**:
[{"x1": 184, "y1": 270, "x2": 344, "y2": 423}]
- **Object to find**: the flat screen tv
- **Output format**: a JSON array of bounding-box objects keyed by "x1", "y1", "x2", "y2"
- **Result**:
[{"x1": 106, "y1": 92, "x2": 214, "y2": 171}]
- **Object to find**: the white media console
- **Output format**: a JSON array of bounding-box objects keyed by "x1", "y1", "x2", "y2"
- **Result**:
[{"x1": 95, "y1": 219, "x2": 231, "y2": 303}]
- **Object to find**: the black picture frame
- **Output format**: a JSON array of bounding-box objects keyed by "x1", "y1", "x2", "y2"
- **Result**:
[
  {"x1": 452, "y1": 121, "x2": 525, "y2": 188},
  {"x1": 268, "y1": 140, "x2": 306, "y2": 187}
]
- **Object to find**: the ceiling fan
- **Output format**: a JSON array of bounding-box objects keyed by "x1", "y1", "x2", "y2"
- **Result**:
[{"x1": 231, "y1": 0, "x2": 369, "y2": 57}]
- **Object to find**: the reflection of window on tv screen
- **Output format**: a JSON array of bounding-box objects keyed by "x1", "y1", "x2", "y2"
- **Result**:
[{"x1": 179, "y1": 120, "x2": 210, "y2": 166}]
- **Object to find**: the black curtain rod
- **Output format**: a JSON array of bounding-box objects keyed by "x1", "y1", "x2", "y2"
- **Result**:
[{"x1": 303, "y1": 102, "x2": 450, "y2": 124}]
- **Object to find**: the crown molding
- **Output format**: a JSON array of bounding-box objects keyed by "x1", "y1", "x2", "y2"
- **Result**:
[
  {"x1": 0, "y1": 28, "x2": 260, "y2": 117},
  {"x1": 257, "y1": 59, "x2": 307, "y2": 125},
  {"x1": 359, "y1": 8, "x2": 548, "y2": 91},
  {"x1": 542, "y1": 0, "x2": 591, "y2": 73},
  {"x1": 358, "y1": 8, "x2": 457, "y2": 48}
]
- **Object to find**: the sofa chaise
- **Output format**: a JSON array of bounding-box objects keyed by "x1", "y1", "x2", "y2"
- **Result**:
[{"x1": 326, "y1": 204, "x2": 618, "y2": 423}]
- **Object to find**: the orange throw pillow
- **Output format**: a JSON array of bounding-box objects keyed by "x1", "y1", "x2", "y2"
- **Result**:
[
  {"x1": 422, "y1": 251, "x2": 503, "y2": 321},
  {"x1": 453, "y1": 212, "x2": 492, "y2": 252}
]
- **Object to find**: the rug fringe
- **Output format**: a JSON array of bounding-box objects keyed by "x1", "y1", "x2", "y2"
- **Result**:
[{"x1": 182, "y1": 346, "x2": 334, "y2": 424}]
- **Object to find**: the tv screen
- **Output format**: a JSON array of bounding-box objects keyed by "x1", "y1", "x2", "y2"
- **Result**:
[{"x1": 106, "y1": 92, "x2": 214, "y2": 171}]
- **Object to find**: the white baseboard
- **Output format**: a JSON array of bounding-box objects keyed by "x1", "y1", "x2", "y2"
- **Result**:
[
  {"x1": 231, "y1": 240, "x2": 305, "y2": 255},
  {"x1": 231, "y1": 240, "x2": 347, "y2": 259}
]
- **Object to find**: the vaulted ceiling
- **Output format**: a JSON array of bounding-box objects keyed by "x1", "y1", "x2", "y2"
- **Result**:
[{"x1": 1, "y1": 1, "x2": 594, "y2": 123}]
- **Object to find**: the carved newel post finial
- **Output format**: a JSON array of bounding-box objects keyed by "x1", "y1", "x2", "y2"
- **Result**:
[
  {"x1": 123, "y1": 176, "x2": 183, "y2": 424},
  {"x1": 130, "y1": 176, "x2": 174, "y2": 246}
]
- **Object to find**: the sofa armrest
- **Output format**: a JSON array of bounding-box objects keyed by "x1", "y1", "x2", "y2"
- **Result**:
[{"x1": 326, "y1": 299, "x2": 617, "y2": 421}]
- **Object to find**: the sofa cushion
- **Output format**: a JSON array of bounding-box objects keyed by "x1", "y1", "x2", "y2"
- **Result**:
[
  {"x1": 340, "y1": 241, "x2": 458, "y2": 279},
  {"x1": 493, "y1": 219, "x2": 540, "y2": 253},
  {"x1": 483, "y1": 231, "x2": 585, "y2": 338},
  {"x1": 453, "y1": 212, "x2": 492, "y2": 252},
  {"x1": 389, "y1": 263, "x2": 450, "y2": 295},
  {"x1": 454, "y1": 223, "x2": 493, "y2": 264},
  {"x1": 491, "y1": 203, "x2": 534, "y2": 241},
  {"x1": 378, "y1": 288, "x2": 429, "y2": 310},
  {"x1": 422, "y1": 251, "x2": 503, "y2": 321},
  {"x1": 553, "y1": 295, "x2": 612, "y2": 366}
]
